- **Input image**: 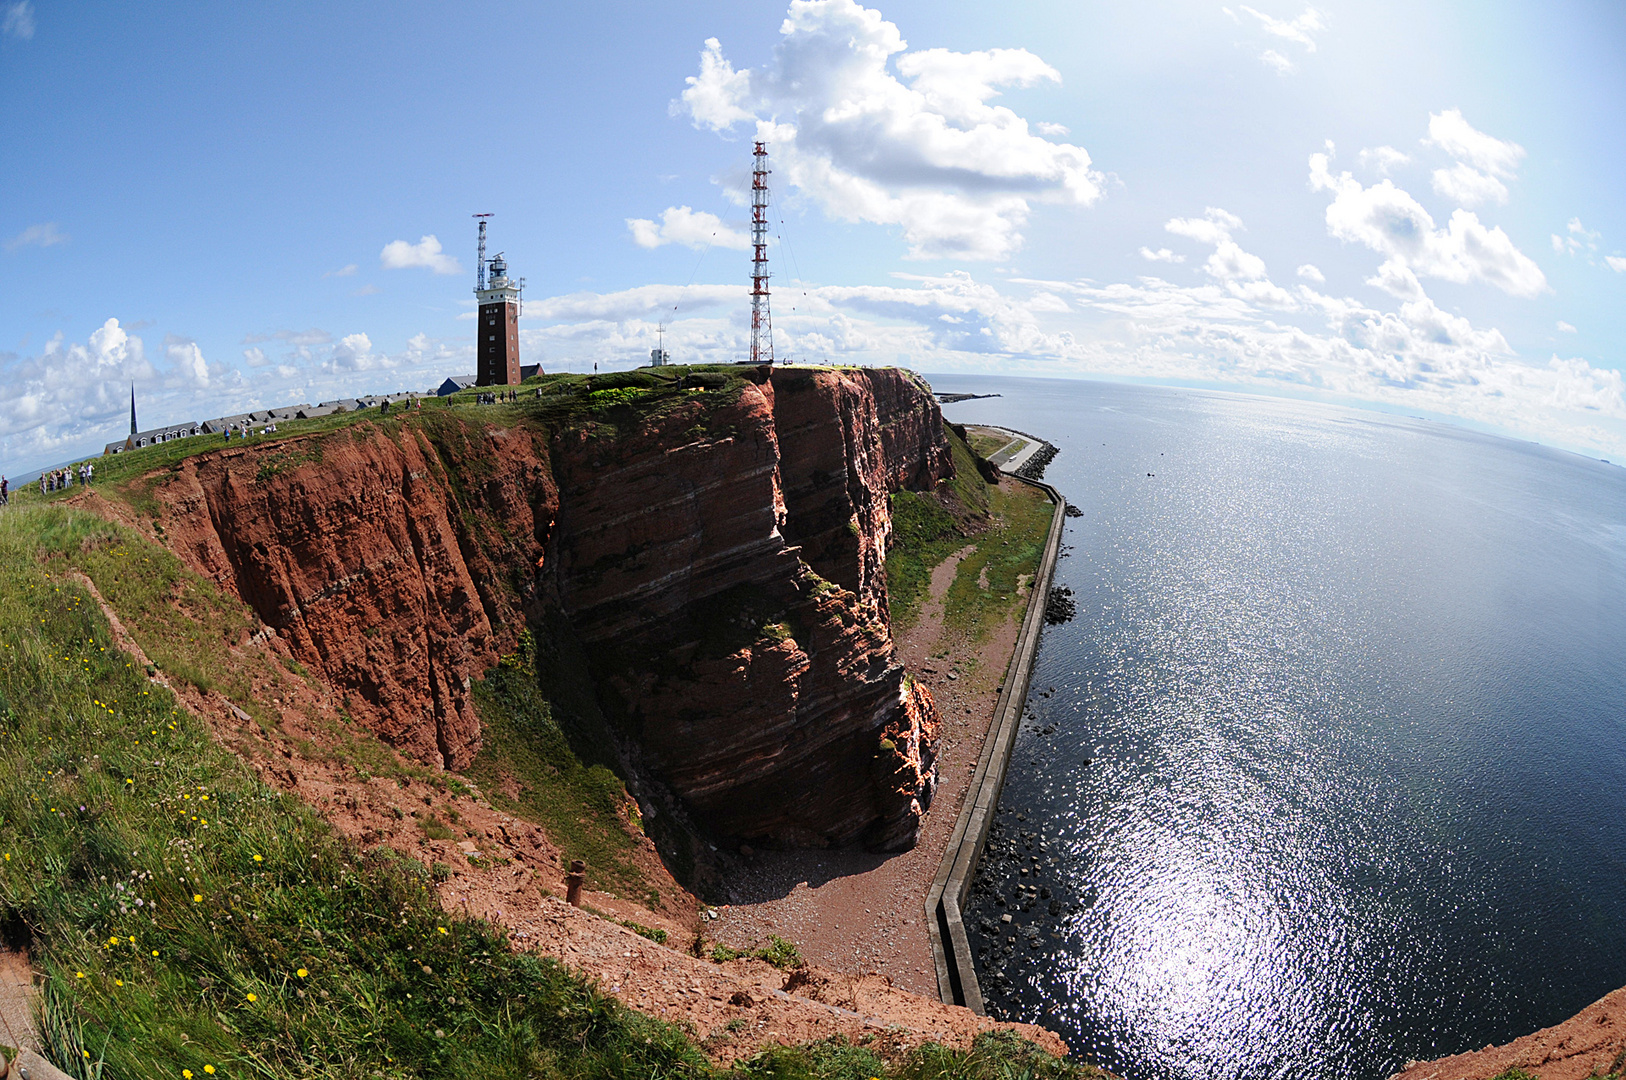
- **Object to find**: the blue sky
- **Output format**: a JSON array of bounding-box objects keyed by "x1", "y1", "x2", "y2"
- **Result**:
[{"x1": 2, "y1": 0, "x2": 1624, "y2": 476}]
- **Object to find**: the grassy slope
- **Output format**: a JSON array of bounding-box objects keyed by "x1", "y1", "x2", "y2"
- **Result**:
[
  {"x1": 0, "y1": 507, "x2": 710, "y2": 1079},
  {"x1": 887, "y1": 426, "x2": 1053, "y2": 644}
]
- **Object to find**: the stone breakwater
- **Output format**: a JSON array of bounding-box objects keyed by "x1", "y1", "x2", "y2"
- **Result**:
[{"x1": 138, "y1": 367, "x2": 954, "y2": 857}]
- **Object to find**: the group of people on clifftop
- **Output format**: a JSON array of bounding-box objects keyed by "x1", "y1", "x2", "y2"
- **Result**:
[
  {"x1": 0, "y1": 462, "x2": 97, "y2": 506},
  {"x1": 476, "y1": 390, "x2": 520, "y2": 405}
]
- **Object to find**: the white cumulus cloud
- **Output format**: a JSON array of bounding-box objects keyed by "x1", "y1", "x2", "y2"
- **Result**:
[
  {"x1": 1309, "y1": 152, "x2": 1547, "y2": 297},
  {"x1": 1297, "y1": 264, "x2": 1325, "y2": 282},
  {"x1": 677, "y1": 0, "x2": 1102, "y2": 261},
  {"x1": 164, "y1": 335, "x2": 211, "y2": 387},
  {"x1": 1607, "y1": 256, "x2": 1626, "y2": 273},
  {"x1": 1140, "y1": 247, "x2": 1186, "y2": 264},
  {"x1": 380, "y1": 235, "x2": 462, "y2": 275},
  {"x1": 1552, "y1": 217, "x2": 1601, "y2": 256},
  {"x1": 1357, "y1": 146, "x2": 1410, "y2": 175},
  {"x1": 1557, "y1": 321, "x2": 1577, "y2": 333},
  {"x1": 1164, "y1": 208, "x2": 1297, "y2": 306},
  {"x1": 626, "y1": 206, "x2": 749, "y2": 250},
  {"x1": 1425, "y1": 109, "x2": 1524, "y2": 207}
]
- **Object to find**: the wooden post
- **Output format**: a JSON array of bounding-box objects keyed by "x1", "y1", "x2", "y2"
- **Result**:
[{"x1": 566, "y1": 860, "x2": 586, "y2": 907}]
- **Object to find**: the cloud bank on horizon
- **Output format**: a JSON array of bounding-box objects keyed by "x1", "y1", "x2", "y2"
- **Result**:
[{"x1": 2, "y1": 0, "x2": 1624, "y2": 475}]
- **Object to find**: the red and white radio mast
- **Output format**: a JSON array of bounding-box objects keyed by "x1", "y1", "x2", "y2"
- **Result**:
[{"x1": 749, "y1": 142, "x2": 774, "y2": 365}]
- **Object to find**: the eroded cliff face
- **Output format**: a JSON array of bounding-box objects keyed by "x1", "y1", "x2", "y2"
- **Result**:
[{"x1": 146, "y1": 367, "x2": 951, "y2": 855}]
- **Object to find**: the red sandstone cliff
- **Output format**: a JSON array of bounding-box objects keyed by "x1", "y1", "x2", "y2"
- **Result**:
[{"x1": 145, "y1": 367, "x2": 953, "y2": 858}]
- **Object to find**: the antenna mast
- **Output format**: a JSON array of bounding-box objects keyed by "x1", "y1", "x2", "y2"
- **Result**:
[
  {"x1": 473, "y1": 213, "x2": 493, "y2": 291},
  {"x1": 749, "y1": 143, "x2": 774, "y2": 365}
]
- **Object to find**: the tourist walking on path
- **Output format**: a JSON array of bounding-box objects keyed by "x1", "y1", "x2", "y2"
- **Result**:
[{"x1": 1, "y1": 476, "x2": 7, "y2": 505}]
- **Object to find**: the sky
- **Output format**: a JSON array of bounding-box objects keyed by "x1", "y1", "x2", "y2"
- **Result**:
[{"x1": 2, "y1": 0, "x2": 1624, "y2": 476}]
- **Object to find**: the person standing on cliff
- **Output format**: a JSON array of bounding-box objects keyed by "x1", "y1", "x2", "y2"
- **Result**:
[{"x1": 1, "y1": 475, "x2": 7, "y2": 505}]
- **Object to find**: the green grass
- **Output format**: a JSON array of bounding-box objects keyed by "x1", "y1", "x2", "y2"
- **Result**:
[
  {"x1": 0, "y1": 386, "x2": 1089, "y2": 1079},
  {"x1": 965, "y1": 432, "x2": 1013, "y2": 460},
  {"x1": 707, "y1": 936, "x2": 803, "y2": 971},
  {"x1": 735, "y1": 1031, "x2": 1106, "y2": 1080},
  {"x1": 0, "y1": 508, "x2": 1094, "y2": 1077},
  {"x1": 940, "y1": 481, "x2": 1053, "y2": 644},
  {"x1": 886, "y1": 424, "x2": 1048, "y2": 640},
  {"x1": 466, "y1": 629, "x2": 650, "y2": 900},
  {"x1": 884, "y1": 490, "x2": 964, "y2": 632},
  {"x1": 886, "y1": 427, "x2": 991, "y2": 632},
  {"x1": 0, "y1": 505, "x2": 715, "y2": 1079}
]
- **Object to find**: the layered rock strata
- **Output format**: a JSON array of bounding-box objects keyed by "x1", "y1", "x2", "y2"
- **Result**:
[{"x1": 148, "y1": 367, "x2": 952, "y2": 853}]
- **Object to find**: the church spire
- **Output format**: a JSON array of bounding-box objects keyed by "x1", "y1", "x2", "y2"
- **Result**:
[{"x1": 129, "y1": 382, "x2": 137, "y2": 436}]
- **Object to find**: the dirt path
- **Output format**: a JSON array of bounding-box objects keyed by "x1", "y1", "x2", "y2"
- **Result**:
[
  {"x1": 0, "y1": 948, "x2": 74, "y2": 1079},
  {"x1": 713, "y1": 508, "x2": 1027, "y2": 1000}
]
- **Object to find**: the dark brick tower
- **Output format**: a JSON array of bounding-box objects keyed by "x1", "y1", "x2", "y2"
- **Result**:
[{"x1": 475, "y1": 250, "x2": 523, "y2": 386}]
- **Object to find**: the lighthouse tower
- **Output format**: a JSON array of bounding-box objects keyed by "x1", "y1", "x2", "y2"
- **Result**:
[{"x1": 474, "y1": 220, "x2": 523, "y2": 386}]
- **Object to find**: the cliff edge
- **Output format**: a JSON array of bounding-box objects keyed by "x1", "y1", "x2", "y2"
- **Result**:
[{"x1": 131, "y1": 366, "x2": 953, "y2": 869}]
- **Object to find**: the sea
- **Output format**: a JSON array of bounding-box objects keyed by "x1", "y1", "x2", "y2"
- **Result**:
[{"x1": 933, "y1": 375, "x2": 1626, "y2": 1080}]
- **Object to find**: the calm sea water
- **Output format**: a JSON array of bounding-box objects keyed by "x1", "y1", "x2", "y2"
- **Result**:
[{"x1": 935, "y1": 376, "x2": 1626, "y2": 1080}]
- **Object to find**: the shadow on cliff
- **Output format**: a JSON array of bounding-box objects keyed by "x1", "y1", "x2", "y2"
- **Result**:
[{"x1": 104, "y1": 364, "x2": 965, "y2": 903}]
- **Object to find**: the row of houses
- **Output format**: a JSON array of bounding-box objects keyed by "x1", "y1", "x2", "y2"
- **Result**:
[
  {"x1": 434, "y1": 364, "x2": 540, "y2": 397},
  {"x1": 102, "y1": 392, "x2": 428, "y2": 457}
]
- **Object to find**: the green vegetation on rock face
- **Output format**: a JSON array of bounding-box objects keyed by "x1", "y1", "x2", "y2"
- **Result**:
[
  {"x1": 468, "y1": 627, "x2": 650, "y2": 899},
  {"x1": 886, "y1": 428, "x2": 990, "y2": 632}
]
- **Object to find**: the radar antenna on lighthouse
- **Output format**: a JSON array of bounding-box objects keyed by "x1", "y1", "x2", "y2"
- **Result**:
[
  {"x1": 749, "y1": 142, "x2": 775, "y2": 365},
  {"x1": 473, "y1": 213, "x2": 493, "y2": 291}
]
